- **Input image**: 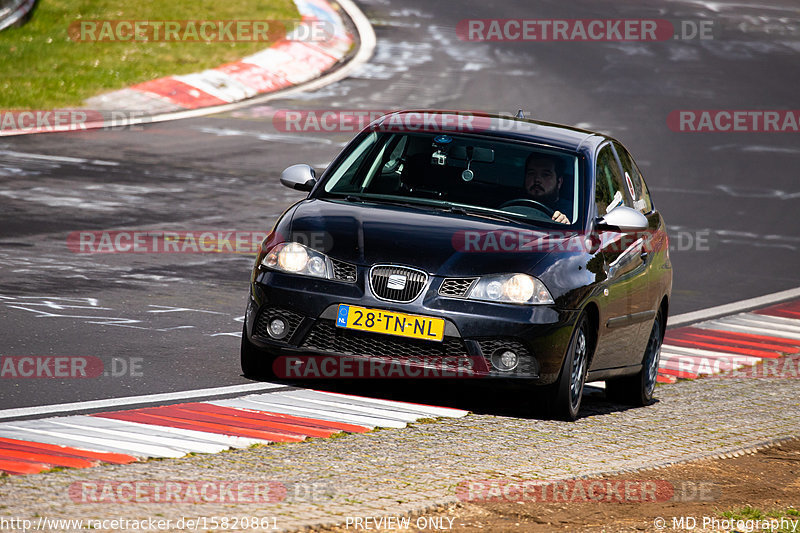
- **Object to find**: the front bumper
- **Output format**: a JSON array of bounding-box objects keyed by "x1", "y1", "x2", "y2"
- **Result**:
[{"x1": 245, "y1": 269, "x2": 579, "y2": 384}]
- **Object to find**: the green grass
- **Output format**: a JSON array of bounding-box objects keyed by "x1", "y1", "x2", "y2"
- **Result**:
[
  {"x1": 0, "y1": 0, "x2": 298, "y2": 108},
  {"x1": 721, "y1": 506, "x2": 800, "y2": 533}
]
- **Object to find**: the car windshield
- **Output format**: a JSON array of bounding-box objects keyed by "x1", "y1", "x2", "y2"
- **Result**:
[{"x1": 318, "y1": 131, "x2": 582, "y2": 227}]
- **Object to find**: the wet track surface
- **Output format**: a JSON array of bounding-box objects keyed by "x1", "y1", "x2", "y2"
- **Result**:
[{"x1": 1, "y1": 0, "x2": 800, "y2": 409}]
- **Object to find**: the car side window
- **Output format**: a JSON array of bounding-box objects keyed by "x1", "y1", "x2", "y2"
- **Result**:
[
  {"x1": 324, "y1": 132, "x2": 380, "y2": 193},
  {"x1": 613, "y1": 142, "x2": 653, "y2": 214},
  {"x1": 381, "y1": 136, "x2": 407, "y2": 174},
  {"x1": 594, "y1": 144, "x2": 629, "y2": 216}
]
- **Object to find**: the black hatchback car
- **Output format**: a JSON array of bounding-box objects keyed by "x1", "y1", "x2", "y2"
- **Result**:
[{"x1": 242, "y1": 111, "x2": 672, "y2": 420}]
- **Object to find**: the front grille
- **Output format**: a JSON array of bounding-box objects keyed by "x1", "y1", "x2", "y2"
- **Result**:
[
  {"x1": 331, "y1": 258, "x2": 357, "y2": 282},
  {"x1": 439, "y1": 277, "x2": 478, "y2": 298},
  {"x1": 253, "y1": 307, "x2": 304, "y2": 341},
  {"x1": 369, "y1": 265, "x2": 428, "y2": 303},
  {"x1": 302, "y1": 320, "x2": 469, "y2": 359}
]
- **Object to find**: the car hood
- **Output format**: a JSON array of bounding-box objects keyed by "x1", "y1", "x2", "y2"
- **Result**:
[{"x1": 285, "y1": 199, "x2": 575, "y2": 277}]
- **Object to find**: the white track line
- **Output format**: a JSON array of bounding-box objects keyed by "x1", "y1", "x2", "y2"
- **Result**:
[
  {"x1": 0, "y1": 382, "x2": 285, "y2": 420},
  {"x1": 46, "y1": 417, "x2": 228, "y2": 454},
  {"x1": 85, "y1": 416, "x2": 265, "y2": 448},
  {"x1": 284, "y1": 390, "x2": 443, "y2": 419},
  {"x1": 276, "y1": 394, "x2": 420, "y2": 423},
  {"x1": 660, "y1": 345, "x2": 762, "y2": 364},
  {"x1": 668, "y1": 286, "x2": 800, "y2": 326},
  {"x1": 316, "y1": 390, "x2": 470, "y2": 418},
  {"x1": 738, "y1": 313, "x2": 800, "y2": 327},
  {"x1": 227, "y1": 394, "x2": 409, "y2": 427},
  {"x1": 212, "y1": 397, "x2": 395, "y2": 428},
  {"x1": 697, "y1": 320, "x2": 800, "y2": 340},
  {"x1": 711, "y1": 317, "x2": 800, "y2": 337},
  {"x1": 724, "y1": 313, "x2": 800, "y2": 331},
  {"x1": 0, "y1": 424, "x2": 182, "y2": 458},
  {"x1": 0, "y1": 150, "x2": 119, "y2": 166},
  {"x1": 0, "y1": 427, "x2": 147, "y2": 456},
  {"x1": 9, "y1": 420, "x2": 192, "y2": 456}
]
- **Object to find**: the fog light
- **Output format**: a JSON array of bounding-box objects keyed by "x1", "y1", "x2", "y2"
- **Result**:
[
  {"x1": 491, "y1": 348, "x2": 519, "y2": 371},
  {"x1": 268, "y1": 317, "x2": 288, "y2": 339}
]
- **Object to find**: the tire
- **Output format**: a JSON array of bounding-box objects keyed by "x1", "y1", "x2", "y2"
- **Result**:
[
  {"x1": 240, "y1": 323, "x2": 278, "y2": 378},
  {"x1": 606, "y1": 308, "x2": 664, "y2": 406},
  {"x1": 549, "y1": 313, "x2": 593, "y2": 421}
]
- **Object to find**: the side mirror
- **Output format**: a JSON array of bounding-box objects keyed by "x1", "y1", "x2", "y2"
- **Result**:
[
  {"x1": 596, "y1": 205, "x2": 648, "y2": 233},
  {"x1": 280, "y1": 164, "x2": 317, "y2": 192}
]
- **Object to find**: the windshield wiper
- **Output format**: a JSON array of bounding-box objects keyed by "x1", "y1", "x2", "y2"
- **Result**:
[
  {"x1": 339, "y1": 194, "x2": 435, "y2": 210},
  {"x1": 338, "y1": 195, "x2": 542, "y2": 226},
  {"x1": 439, "y1": 204, "x2": 536, "y2": 225}
]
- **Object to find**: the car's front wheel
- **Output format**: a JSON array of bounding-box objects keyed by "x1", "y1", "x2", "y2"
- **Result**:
[
  {"x1": 606, "y1": 308, "x2": 664, "y2": 406},
  {"x1": 240, "y1": 323, "x2": 278, "y2": 379},
  {"x1": 549, "y1": 313, "x2": 593, "y2": 421}
]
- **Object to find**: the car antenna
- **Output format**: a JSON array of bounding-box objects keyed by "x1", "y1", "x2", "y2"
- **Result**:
[{"x1": 515, "y1": 109, "x2": 525, "y2": 118}]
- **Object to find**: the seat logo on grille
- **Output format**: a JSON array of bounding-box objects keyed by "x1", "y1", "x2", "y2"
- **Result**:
[{"x1": 387, "y1": 274, "x2": 407, "y2": 290}]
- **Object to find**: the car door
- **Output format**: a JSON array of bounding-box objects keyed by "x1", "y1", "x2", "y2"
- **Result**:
[
  {"x1": 589, "y1": 143, "x2": 650, "y2": 371},
  {"x1": 612, "y1": 141, "x2": 664, "y2": 349}
]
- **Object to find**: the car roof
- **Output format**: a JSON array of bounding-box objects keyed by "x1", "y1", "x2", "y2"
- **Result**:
[{"x1": 368, "y1": 110, "x2": 608, "y2": 153}]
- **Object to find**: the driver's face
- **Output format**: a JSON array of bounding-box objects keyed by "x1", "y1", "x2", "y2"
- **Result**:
[{"x1": 525, "y1": 159, "x2": 562, "y2": 201}]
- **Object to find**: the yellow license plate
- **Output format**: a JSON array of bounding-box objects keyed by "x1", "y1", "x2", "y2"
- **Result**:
[{"x1": 336, "y1": 304, "x2": 445, "y2": 342}]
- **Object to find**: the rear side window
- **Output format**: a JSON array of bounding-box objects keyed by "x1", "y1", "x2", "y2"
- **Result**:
[
  {"x1": 613, "y1": 142, "x2": 653, "y2": 214},
  {"x1": 594, "y1": 144, "x2": 629, "y2": 216}
]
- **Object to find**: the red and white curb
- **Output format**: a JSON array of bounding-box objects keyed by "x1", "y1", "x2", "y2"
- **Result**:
[
  {"x1": 657, "y1": 298, "x2": 800, "y2": 383},
  {"x1": 86, "y1": 0, "x2": 353, "y2": 113},
  {"x1": 0, "y1": 0, "x2": 376, "y2": 136},
  {"x1": 0, "y1": 386, "x2": 467, "y2": 475}
]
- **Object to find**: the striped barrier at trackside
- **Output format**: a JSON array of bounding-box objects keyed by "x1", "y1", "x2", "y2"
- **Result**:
[
  {"x1": 0, "y1": 387, "x2": 467, "y2": 475},
  {"x1": 657, "y1": 299, "x2": 800, "y2": 383},
  {"x1": 84, "y1": 0, "x2": 353, "y2": 113}
]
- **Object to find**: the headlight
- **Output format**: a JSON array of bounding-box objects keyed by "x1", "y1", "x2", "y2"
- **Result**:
[
  {"x1": 262, "y1": 242, "x2": 331, "y2": 279},
  {"x1": 468, "y1": 273, "x2": 553, "y2": 305}
]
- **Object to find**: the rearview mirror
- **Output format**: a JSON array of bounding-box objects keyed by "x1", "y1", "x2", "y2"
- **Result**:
[
  {"x1": 449, "y1": 146, "x2": 495, "y2": 163},
  {"x1": 596, "y1": 206, "x2": 648, "y2": 232},
  {"x1": 280, "y1": 164, "x2": 317, "y2": 192}
]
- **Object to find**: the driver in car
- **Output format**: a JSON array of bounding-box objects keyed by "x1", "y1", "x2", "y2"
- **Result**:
[{"x1": 524, "y1": 153, "x2": 571, "y2": 224}]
